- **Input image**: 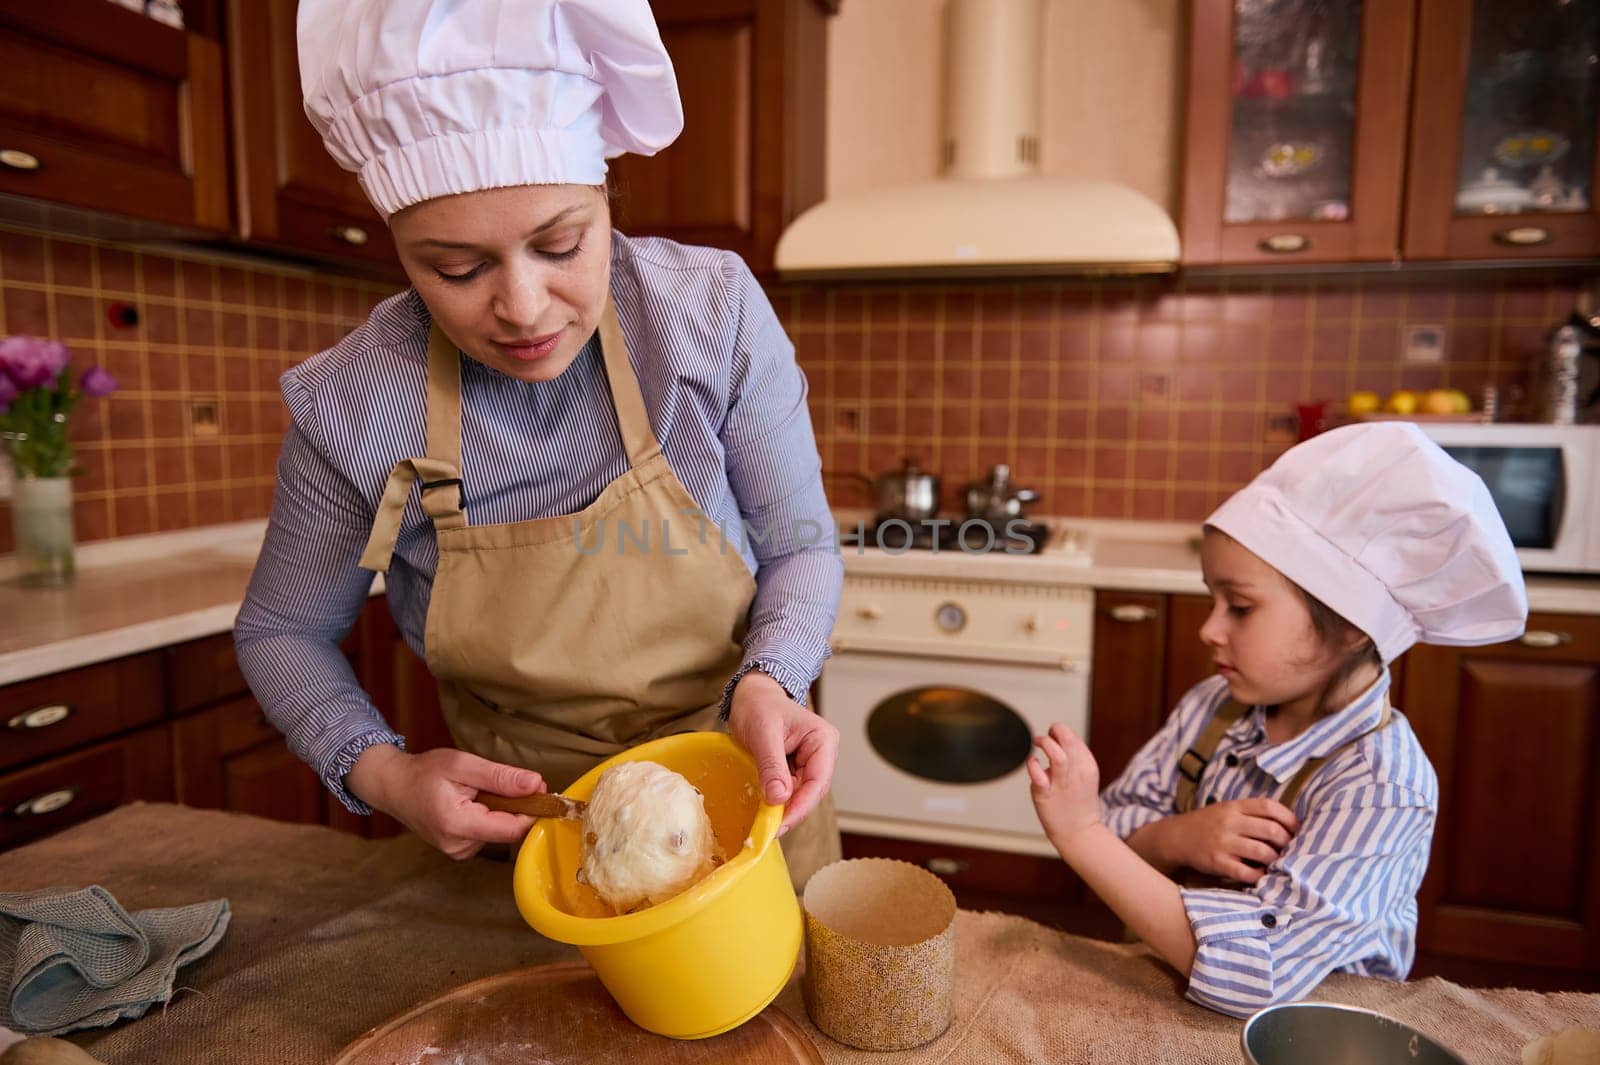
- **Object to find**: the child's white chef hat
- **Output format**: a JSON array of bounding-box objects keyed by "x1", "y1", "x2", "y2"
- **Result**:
[
  {"x1": 1206, "y1": 422, "x2": 1528, "y2": 663},
  {"x1": 298, "y1": 0, "x2": 682, "y2": 218}
]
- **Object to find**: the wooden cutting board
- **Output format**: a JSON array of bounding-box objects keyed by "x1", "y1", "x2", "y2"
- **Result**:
[{"x1": 332, "y1": 961, "x2": 822, "y2": 1063}]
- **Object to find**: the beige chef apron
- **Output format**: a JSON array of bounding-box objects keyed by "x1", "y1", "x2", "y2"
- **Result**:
[{"x1": 357, "y1": 297, "x2": 840, "y2": 890}]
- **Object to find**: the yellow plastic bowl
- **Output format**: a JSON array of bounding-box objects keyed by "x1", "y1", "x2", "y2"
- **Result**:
[{"x1": 512, "y1": 731, "x2": 801, "y2": 1039}]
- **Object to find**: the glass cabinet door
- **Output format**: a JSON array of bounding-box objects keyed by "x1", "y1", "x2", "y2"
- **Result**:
[
  {"x1": 1181, "y1": 0, "x2": 1415, "y2": 264},
  {"x1": 1453, "y1": 1, "x2": 1600, "y2": 221},
  {"x1": 1406, "y1": 0, "x2": 1600, "y2": 259},
  {"x1": 1225, "y1": 0, "x2": 1364, "y2": 227}
]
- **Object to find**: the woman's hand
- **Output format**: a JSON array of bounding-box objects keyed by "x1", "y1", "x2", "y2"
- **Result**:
[
  {"x1": 1026, "y1": 723, "x2": 1103, "y2": 851},
  {"x1": 346, "y1": 744, "x2": 546, "y2": 860},
  {"x1": 1160, "y1": 798, "x2": 1299, "y2": 884},
  {"x1": 726, "y1": 670, "x2": 838, "y2": 835}
]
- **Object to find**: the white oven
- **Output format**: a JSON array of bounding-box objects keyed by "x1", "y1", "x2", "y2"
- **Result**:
[{"x1": 818, "y1": 572, "x2": 1092, "y2": 856}]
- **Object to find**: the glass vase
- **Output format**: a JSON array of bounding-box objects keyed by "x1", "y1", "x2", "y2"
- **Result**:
[{"x1": 10, "y1": 475, "x2": 75, "y2": 587}]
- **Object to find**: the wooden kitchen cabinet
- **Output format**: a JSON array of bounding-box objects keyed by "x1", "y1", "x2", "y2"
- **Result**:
[
  {"x1": 171, "y1": 693, "x2": 326, "y2": 825},
  {"x1": 1402, "y1": 611, "x2": 1600, "y2": 973},
  {"x1": 0, "y1": 726, "x2": 172, "y2": 850},
  {"x1": 606, "y1": 0, "x2": 833, "y2": 277},
  {"x1": 224, "y1": 0, "x2": 397, "y2": 272},
  {"x1": 0, "y1": 593, "x2": 454, "y2": 853},
  {"x1": 1404, "y1": 0, "x2": 1600, "y2": 261},
  {"x1": 0, "y1": 0, "x2": 229, "y2": 233},
  {"x1": 1, "y1": 651, "x2": 163, "y2": 774},
  {"x1": 1088, "y1": 590, "x2": 1214, "y2": 781},
  {"x1": 840, "y1": 831, "x2": 1115, "y2": 938},
  {"x1": 1180, "y1": 0, "x2": 1416, "y2": 265},
  {"x1": 1182, "y1": 0, "x2": 1600, "y2": 266}
]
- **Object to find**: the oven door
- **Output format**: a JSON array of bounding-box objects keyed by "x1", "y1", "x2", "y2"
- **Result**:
[{"x1": 819, "y1": 649, "x2": 1088, "y2": 853}]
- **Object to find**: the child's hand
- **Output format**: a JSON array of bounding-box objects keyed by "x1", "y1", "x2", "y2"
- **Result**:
[
  {"x1": 1026, "y1": 723, "x2": 1102, "y2": 848},
  {"x1": 1171, "y1": 798, "x2": 1299, "y2": 883}
]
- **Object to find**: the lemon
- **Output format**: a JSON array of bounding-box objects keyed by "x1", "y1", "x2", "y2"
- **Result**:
[
  {"x1": 1385, "y1": 390, "x2": 1418, "y2": 415},
  {"x1": 1347, "y1": 391, "x2": 1381, "y2": 416},
  {"x1": 1446, "y1": 388, "x2": 1472, "y2": 413}
]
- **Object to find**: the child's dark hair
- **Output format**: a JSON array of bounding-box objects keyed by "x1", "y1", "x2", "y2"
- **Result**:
[{"x1": 1298, "y1": 586, "x2": 1383, "y2": 716}]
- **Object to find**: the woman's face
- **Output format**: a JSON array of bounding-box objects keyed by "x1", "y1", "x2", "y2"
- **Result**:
[{"x1": 390, "y1": 184, "x2": 611, "y2": 384}]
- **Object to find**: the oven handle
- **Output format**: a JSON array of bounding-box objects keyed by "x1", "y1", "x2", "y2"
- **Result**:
[{"x1": 829, "y1": 637, "x2": 1087, "y2": 672}]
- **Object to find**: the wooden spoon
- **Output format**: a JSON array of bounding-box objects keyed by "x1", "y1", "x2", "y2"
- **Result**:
[{"x1": 478, "y1": 792, "x2": 587, "y2": 822}]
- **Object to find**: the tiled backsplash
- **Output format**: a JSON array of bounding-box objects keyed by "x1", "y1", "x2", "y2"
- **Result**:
[
  {"x1": 0, "y1": 226, "x2": 396, "y2": 553},
  {"x1": 0, "y1": 220, "x2": 1588, "y2": 552},
  {"x1": 772, "y1": 274, "x2": 1587, "y2": 522}
]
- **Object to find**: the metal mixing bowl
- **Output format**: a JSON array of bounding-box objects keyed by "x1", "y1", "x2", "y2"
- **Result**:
[{"x1": 1241, "y1": 1002, "x2": 1468, "y2": 1065}]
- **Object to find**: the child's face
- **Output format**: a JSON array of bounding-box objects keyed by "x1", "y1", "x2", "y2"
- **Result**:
[{"x1": 1197, "y1": 530, "x2": 1349, "y2": 720}]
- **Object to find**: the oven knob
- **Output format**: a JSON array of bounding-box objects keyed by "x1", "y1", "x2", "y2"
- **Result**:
[
  {"x1": 935, "y1": 602, "x2": 967, "y2": 632},
  {"x1": 857, "y1": 605, "x2": 883, "y2": 620}
]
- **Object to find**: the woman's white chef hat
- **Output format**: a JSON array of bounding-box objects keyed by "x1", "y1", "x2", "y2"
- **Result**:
[
  {"x1": 297, "y1": 0, "x2": 682, "y2": 219},
  {"x1": 1206, "y1": 422, "x2": 1528, "y2": 663}
]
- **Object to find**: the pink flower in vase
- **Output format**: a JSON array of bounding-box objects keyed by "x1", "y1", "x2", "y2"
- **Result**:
[
  {"x1": 0, "y1": 335, "x2": 70, "y2": 390},
  {"x1": 79, "y1": 365, "x2": 118, "y2": 399},
  {"x1": 0, "y1": 372, "x2": 15, "y2": 414}
]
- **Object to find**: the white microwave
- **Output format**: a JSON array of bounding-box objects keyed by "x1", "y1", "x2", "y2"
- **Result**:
[{"x1": 1417, "y1": 422, "x2": 1600, "y2": 575}]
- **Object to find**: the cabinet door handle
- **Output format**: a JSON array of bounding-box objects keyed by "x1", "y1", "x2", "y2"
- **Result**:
[
  {"x1": 13, "y1": 786, "x2": 79, "y2": 818},
  {"x1": 925, "y1": 856, "x2": 969, "y2": 876},
  {"x1": 0, "y1": 148, "x2": 42, "y2": 172},
  {"x1": 1519, "y1": 630, "x2": 1571, "y2": 648},
  {"x1": 856, "y1": 605, "x2": 883, "y2": 620},
  {"x1": 1259, "y1": 233, "x2": 1309, "y2": 254},
  {"x1": 330, "y1": 225, "x2": 370, "y2": 246},
  {"x1": 1108, "y1": 604, "x2": 1157, "y2": 623},
  {"x1": 7, "y1": 703, "x2": 74, "y2": 731},
  {"x1": 1493, "y1": 226, "x2": 1551, "y2": 247}
]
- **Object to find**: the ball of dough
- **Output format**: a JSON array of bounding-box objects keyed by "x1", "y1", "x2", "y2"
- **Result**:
[
  {"x1": 578, "y1": 760, "x2": 719, "y2": 913},
  {"x1": 0, "y1": 1038, "x2": 108, "y2": 1065}
]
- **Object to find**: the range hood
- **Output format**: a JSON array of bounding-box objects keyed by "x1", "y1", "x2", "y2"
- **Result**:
[{"x1": 774, "y1": 0, "x2": 1180, "y2": 279}]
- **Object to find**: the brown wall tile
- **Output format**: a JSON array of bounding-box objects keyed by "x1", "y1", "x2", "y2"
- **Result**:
[
  {"x1": 0, "y1": 223, "x2": 397, "y2": 545},
  {"x1": 785, "y1": 273, "x2": 1588, "y2": 521}
]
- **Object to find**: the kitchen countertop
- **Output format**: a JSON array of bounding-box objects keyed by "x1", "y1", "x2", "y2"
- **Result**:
[
  {"x1": 0, "y1": 522, "x2": 382, "y2": 687},
  {"x1": 4, "y1": 803, "x2": 1596, "y2": 1064},
  {"x1": 2, "y1": 514, "x2": 1598, "y2": 687}
]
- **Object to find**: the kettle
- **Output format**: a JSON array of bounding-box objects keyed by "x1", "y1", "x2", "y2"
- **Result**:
[
  {"x1": 962, "y1": 464, "x2": 1038, "y2": 527},
  {"x1": 1542, "y1": 312, "x2": 1600, "y2": 424}
]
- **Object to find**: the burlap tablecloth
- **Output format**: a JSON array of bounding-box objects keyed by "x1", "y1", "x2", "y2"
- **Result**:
[{"x1": 1, "y1": 804, "x2": 1594, "y2": 1064}]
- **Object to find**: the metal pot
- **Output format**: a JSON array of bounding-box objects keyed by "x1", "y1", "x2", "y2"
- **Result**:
[
  {"x1": 962, "y1": 464, "x2": 1039, "y2": 527},
  {"x1": 1241, "y1": 1003, "x2": 1467, "y2": 1065},
  {"x1": 871, "y1": 458, "x2": 942, "y2": 523}
]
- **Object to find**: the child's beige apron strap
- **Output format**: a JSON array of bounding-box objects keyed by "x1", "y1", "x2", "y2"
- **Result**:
[
  {"x1": 1275, "y1": 698, "x2": 1395, "y2": 812},
  {"x1": 1174, "y1": 700, "x2": 1250, "y2": 815},
  {"x1": 358, "y1": 323, "x2": 470, "y2": 573}
]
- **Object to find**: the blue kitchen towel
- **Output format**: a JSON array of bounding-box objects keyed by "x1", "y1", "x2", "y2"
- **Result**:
[{"x1": 0, "y1": 885, "x2": 229, "y2": 1036}]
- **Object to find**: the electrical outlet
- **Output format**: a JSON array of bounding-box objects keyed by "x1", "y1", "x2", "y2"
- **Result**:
[
  {"x1": 1264, "y1": 412, "x2": 1297, "y2": 444},
  {"x1": 1403, "y1": 324, "x2": 1445, "y2": 365},
  {"x1": 189, "y1": 398, "x2": 220, "y2": 437},
  {"x1": 1139, "y1": 371, "x2": 1172, "y2": 401}
]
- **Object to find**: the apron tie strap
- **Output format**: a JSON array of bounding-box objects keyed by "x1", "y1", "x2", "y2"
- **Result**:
[
  {"x1": 596, "y1": 296, "x2": 663, "y2": 469},
  {"x1": 1174, "y1": 699, "x2": 1250, "y2": 815},
  {"x1": 359, "y1": 455, "x2": 467, "y2": 573}
]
